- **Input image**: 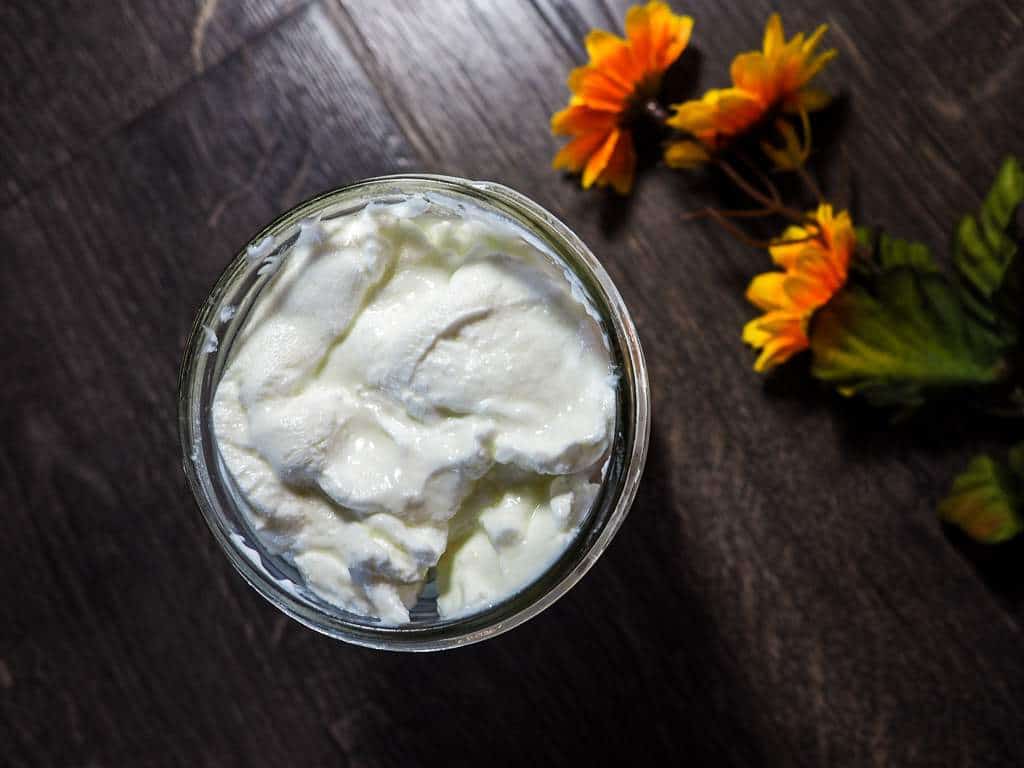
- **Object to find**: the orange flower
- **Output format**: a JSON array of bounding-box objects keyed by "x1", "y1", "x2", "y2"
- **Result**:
[
  {"x1": 665, "y1": 13, "x2": 836, "y2": 167},
  {"x1": 743, "y1": 205, "x2": 854, "y2": 371},
  {"x1": 552, "y1": 2, "x2": 693, "y2": 193}
]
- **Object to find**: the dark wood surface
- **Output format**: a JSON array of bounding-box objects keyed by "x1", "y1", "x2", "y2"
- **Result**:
[{"x1": 3, "y1": 1, "x2": 1023, "y2": 765}]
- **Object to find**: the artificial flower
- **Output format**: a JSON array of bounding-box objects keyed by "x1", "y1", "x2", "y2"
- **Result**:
[
  {"x1": 665, "y1": 13, "x2": 836, "y2": 167},
  {"x1": 552, "y1": 2, "x2": 693, "y2": 193},
  {"x1": 743, "y1": 204, "x2": 854, "y2": 371}
]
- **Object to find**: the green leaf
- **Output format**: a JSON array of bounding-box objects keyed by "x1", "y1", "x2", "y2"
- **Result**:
[
  {"x1": 939, "y1": 444, "x2": 1024, "y2": 543},
  {"x1": 1009, "y1": 442, "x2": 1024, "y2": 478},
  {"x1": 850, "y1": 227, "x2": 875, "y2": 278},
  {"x1": 877, "y1": 233, "x2": 938, "y2": 273},
  {"x1": 953, "y1": 155, "x2": 1024, "y2": 328},
  {"x1": 854, "y1": 226, "x2": 873, "y2": 252},
  {"x1": 851, "y1": 228, "x2": 938, "y2": 277},
  {"x1": 810, "y1": 267, "x2": 1006, "y2": 407}
]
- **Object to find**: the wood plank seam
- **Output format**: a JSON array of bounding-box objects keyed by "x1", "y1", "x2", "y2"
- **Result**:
[{"x1": 321, "y1": 0, "x2": 441, "y2": 166}]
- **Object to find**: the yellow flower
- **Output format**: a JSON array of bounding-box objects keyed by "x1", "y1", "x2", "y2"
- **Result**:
[
  {"x1": 665, "y1": 88, "x2": 763, "y2": 160},
  {"x1": 665, "y1": 13, "x2": 836, "y2": 166},
  {"x1": 552, "y1": 2, "x2": 693, "y2": 193},
  {"x1": 743, "y1": 204, "x2": 854, "y2": 371}
]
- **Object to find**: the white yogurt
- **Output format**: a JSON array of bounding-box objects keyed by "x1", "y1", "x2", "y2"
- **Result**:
[{"x1": 212, "y1": 194, "x2": 615, "y2": 624}]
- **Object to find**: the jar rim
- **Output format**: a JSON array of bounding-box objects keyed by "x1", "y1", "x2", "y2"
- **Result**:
[{"x1": 178, "y1": 174, "x2": 650, "y2": 651}]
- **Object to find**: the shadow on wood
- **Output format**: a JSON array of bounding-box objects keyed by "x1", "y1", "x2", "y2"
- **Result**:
[{"x1": 945, "y1": 528, "x2": 1024, "y2": 612}]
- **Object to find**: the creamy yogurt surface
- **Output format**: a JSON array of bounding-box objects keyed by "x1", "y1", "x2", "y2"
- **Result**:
[{"x1": 212, "y1": 193, "x2": 616, "y2": 624}]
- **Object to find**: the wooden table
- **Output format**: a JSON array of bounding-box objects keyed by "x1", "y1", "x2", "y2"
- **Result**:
[{"x1": 3, "y1": 1, "x2": 1022, "y2": 765}]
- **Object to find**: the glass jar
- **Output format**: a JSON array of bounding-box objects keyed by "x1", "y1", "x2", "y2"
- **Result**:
[{"x1": 178, "y1": 175, "x2": 650, "y2": 650}]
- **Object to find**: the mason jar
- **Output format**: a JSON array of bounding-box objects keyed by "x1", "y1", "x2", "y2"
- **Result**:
[{"x1": 178, "y1": 174, "x2": 650, "y2": 651}]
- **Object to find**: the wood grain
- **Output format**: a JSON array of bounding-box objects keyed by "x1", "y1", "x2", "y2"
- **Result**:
[
  {"x1": 0, "y1": 0, "x2": 307, "y2": 206},
  {"x1": 1, "y1": 0, "x2": 1023, "y2": 765}
]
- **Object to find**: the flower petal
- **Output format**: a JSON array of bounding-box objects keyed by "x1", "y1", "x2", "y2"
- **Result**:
[
  {"x1": 666, "y1": 96, "x2": 718, "y2": 138},
  {"x1": 626, "y1": 2, "x2": 694, "y2": 74},
  {"x1": 584, "y1": 29, "x2": 640, "y2": 88},
  {"x1": 829, "y1": 210, "x2": 856, "y2": 258},
  {"x1": 624, "y1": 2, "x2": 656, "y2": 73},
  {"x1": 763, "y1": 13, "x2": 785, "y2": 58},
  {"x1": 753, "y1": 333, "x2": 807, "y2": 372},
  {"x1": 656, "y1": 11, "x2": 694, "y2": 72},
  {"x1": 601, "y1": 129, "x2": 637, "y2": 194},
  {"x1": 582, "y1": 128, "x2": 621, "y2": 188},
  {"x1": 761, "y1": 118, "x2": 808, "y2": 170},
  {"x1": 567, "y1": 65, "x2": 632, "y2": 108},
  {"x1": 743, "y1": 309, "x2": 809, "y2": 373},
  {"x1": 802, "y1": 24, "x2": 828, "y2": 55},
  {"x1": 730, "y1": 51, "x2": 775, "y2": 102},
  {"x1": 553, "y1": 128, "x2": 614, "y2": 172},
  {"x1": 746, "y1": 272, "x2": 794, "y2": 311},
  {"x1": 790, "y1": 87, "x2": 831, "y2": 112},
  {"x1": 803, "y1": 48, "x2": 838, "y2": 81},
  {"x1": 770, "y1": 227, "x2": 816, "y2": 268},
  {"x1": 585, "y1": 29, "x2": 627, "y2": 63},
  {"x1": 663, "y1": 139, "x2": 710, "y2": 168},
  {"x1": 742, "y1": 309, "x2": 804, "y2": 346},
  {"x1": 551, "y1": 104, "x2": 617, "y2": 136},
  {"x1": 783, "y1": 271, "x2": 834, "y2": 308},
  {"x1": 668, "y1": 88, "x2": 762, "y2": 145}
]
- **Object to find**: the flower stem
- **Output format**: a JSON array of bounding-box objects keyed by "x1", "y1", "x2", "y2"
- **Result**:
[
  {"x1": 682, "y1": 207, "x2": 776, "y2": 221},
  {"x1": 736, "y1": 151, "x2": 786, "y2": 205},
  {"x1": 796, "y1": 164, "x2": 825, "y2": 205},
  {"x1": 793, "y1": 108, "x2": 821, "y2": 203},
  {"x1": 700, "y1": 209, "x2": 817, "y2": 250},
  {"x1": 715, "y1": 159, "x2": 806, "y2": 224}
]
